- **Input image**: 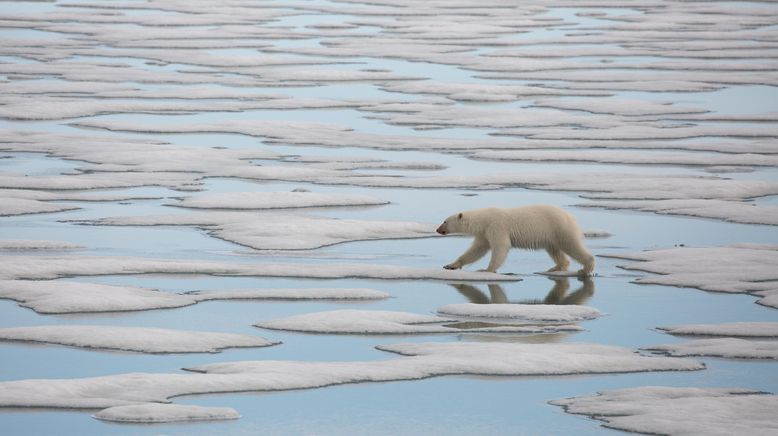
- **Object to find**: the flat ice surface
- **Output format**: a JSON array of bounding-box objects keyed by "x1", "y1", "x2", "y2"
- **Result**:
[
  {"x1": 0, "y1": 325, "x2": 277, "y2": 354},
  {"x1": 603, "y1": 244, "x2": 778, "y2": 308},
  {"x1": 172, "y1": 191, "x2": 389, "y2": 210},
  {"x1": 80, "y1": 213, "x2": 434, "y2": 250},
  {"x1": 3, "y1": 0, "x2": 778, "y2": 433},
  {"x1": 0, "y1": 240, "x2": 82, "y2": 251},
  {"x1": 0, "y1": 255, "x2": 520, "y2": 282},
  {"x1": 93, "y1": 403, "x2": 240, "y2": 423},
  {"x1": 256, "y1": 309, "x2": 582, "y2": 334},
  {"x1": 0, "y1": 342, "x2": 702, "y2": 409},
  {"x1": 437, "y1": 303, "x2": 602, "y2": 322},
  {"x1": 551, "y1": 386, "x2": 778, "y2": 436},
  {"x1": 0, "y1": 280, "x2": 389, "y2": 314},
  {"x1": 644, "y1": 338, "x2": 778, "y2": 360},
  {"x1": 659, "y1": 322, "x2": 778, "y2": 338}
]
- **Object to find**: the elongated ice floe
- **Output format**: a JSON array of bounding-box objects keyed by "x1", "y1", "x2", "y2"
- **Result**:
[
  {"x1": 0, "y1": 280, "x2": 389, "y2": 314},
  {"x1": 659, "y1": 322, "x2": 778, "y2": 338},
  {"x1": 0, "y1": 256, "x2": 520, "y2": 282},
  {"x1": 437, "y1": 303, "x2": 602, "y2": 322},
  {"x1": 255, "y1": 309, "x2": 581, "y2": 334},
  {"x1": 171, "y1": 191, "x2": 389, "y2": 210},
  {"x1": 0, "y1": 342, "x2": 702, "y2": 411},
  {"x1": 0, "y1": 240, "x2": 82, "y2": 251},
  {"x1": 94, "y1": 403, "x2": 240, "y2": 423},
  {"x1": 602, "y1": 244, "x2": 778, "y2": 309},
  {"x1": 0, "y1": 197, "x2": 79, "y2": 216},
  {"x1": 643, "y1": 338, "x2": 778, "y2": 360},
  {"x1": 76, "y1": 212, "x2": 433, "y2": 250},
  {"x1": 0, "y1": 325, "x2": 278, "y2": 354},
  {"x1": 583, "y1": 199, "x2": 778, "y2": 226},
  {"x1": 550, "y1": 386, "x2": 778, "y2": 436}
]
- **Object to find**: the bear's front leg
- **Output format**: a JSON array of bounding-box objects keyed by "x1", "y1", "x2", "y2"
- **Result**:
[
  {"x1": 483, "y1": 237, "x2": 510, "y2": 273},
  {"x1": 444, "y1": 237, "x2": 489, "y2": 270}
]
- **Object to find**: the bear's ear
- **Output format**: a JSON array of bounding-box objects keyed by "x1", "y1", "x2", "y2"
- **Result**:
[{"x1": 458, "y1": 213, "x2": 463, "y2": 220}]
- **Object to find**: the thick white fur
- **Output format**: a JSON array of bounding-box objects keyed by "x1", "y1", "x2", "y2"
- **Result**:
[{"x1": 437, "y1": 205, "x2": 595, "y2": 275}]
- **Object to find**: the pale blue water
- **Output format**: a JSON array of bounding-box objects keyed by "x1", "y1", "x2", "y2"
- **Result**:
[{"x1": 1, "y1": 1, "x2": 777, "y2": 435}]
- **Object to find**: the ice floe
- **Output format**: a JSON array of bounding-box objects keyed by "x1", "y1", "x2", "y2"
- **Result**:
[
  {"x1": 643, "y1": 338, "x2": 778, "y2": 360},
  {"x1": 0, "y1": 325, "x2": 277, "y2": 354},
  {"x1": 75, "y1": 212, "x2": 433, "y2": 250},
  {"x1": 603, "y1": 244, "x2": 778, "y2": 308},
  {"x1": 256, "y1": 309, "x2": 581, "y2": 334},
  {"x1": 0, "y1": 342, "x2": 702, "y2": 410},
  {"x1": 0, "y1": 256, "x2": 520, "y2": 282},
  {"x1": 659, "y1": 322, "x2": 778, "y2": 338},
  {"x1": 551, "y1": 386, "x2": 778, "y2": 436},
  {"x1": 437, "y1": 304, "x2": 602, "y2": 323},
  {"x1": 471, "y1": 150, "x2": 778, "y2": 168},
  {"x1": 0, "y1": 240, "x2": 82, "y2": 251},
  {"x1": 171, "y1": 191, "x2": 388, "y2": 210},
  {"x1": 0, "y1": 197, "x2": 80, "y2": 217},
  {"x1": 93, "y1": 403, "x2": 240, "y2": 423},
  {"x1": 0, "y1": 279, "x2": 388, "y2": 314},
  {"x1": 583, "y1": 199, "x2": 778, "y2": 226}
]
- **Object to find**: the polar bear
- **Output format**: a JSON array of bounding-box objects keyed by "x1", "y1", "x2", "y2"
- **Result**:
[{"x1": 436, "y1": 204, "x2": 595, "y2": 275}]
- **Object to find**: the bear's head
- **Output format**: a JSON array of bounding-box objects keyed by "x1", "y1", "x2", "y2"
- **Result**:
[{"x1": 436, "y1": 212, "x2": 465, "y2": 235}]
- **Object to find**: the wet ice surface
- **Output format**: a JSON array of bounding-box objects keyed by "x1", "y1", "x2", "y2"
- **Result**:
[{"x1": 1, "y1": 0, "x2": 778, "y2": 434}]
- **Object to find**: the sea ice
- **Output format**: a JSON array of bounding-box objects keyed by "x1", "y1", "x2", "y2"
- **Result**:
[
  {"x1": 602, "y1": 244, "x2": 778, "y2": 309},
  {"x1": 582, "y1": 199, "x2": 778, "y2": 226},
  {"x1": 0, "y1": 325, "x2": 278, "y2": 354},
  {"x1": 659, "y1": 322, "x2": 778, "y2": 338},
  {"x1": 0, "y1": 279, "x2": 389, "y2": 314},
  {"x1": 551, "y1": 386, "x2": 778, "y2": 436},
  {"x1": 77, "y1": 212, "x2": 434, "y2": 250},
  {"x1": 93, "y1": 403, "x2": 240, "y2": 423},
  {"x1": 0, "y1": 255, "x2": 520, "y2": 282},
  {"x1": 643, "y1": 338, "x2": 778, "y2": 360},
  {"x1": 171, "y1": 191, "x2": 388, "y2": 210},
  {"x1": 437, "y1": 303, "x2": 602, "y2": 323},
  {"x1": 0, "y1": 342, "x2": 702, "y2": 410},
  {"x1": 255, "y1": 309, "x2": 581, "y2": 334},
  {"x1": 0, "y1": 240, "x2": 82, "y2": 251}
]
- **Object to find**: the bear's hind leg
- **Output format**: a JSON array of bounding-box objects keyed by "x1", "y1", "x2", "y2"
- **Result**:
[
  {"x1": 563, "y1": 240, "x2": 595, "y2": 276},
  {"x1": 546, "y1": 247, "x2": 570, "y2": 272}
]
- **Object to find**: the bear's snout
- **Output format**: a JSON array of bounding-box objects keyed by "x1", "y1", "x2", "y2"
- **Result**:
[{"x1": 436, "y1": 224, "x2": 447, "y2": 235}]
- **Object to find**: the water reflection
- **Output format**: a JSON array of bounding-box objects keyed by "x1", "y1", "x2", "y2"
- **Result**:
[
  {"x1": 448, "y1": 278, "x2": 596, "y2": 344},
  {"x1": 451, "y1": 277, "x2": 595, "y2": 306}
]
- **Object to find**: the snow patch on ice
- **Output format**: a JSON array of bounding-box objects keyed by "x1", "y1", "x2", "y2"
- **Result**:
[
  {"x1": 171, "y1": 191, "x2": 389, "y2": 210},
  {"x1": 0, "y1": 240, "x2": 82, "y2": 251}
]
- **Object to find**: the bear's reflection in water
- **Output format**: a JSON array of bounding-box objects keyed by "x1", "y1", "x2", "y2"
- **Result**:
[
  {"x1": 446, "y1": 278, "x2": 595, "y2": 344},
  {"x1": 452, "y1": 277, "x2": 594, "y2": 306}
]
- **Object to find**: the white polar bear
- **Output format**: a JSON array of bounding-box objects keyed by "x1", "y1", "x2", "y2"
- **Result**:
[{"x1": 436, "y1": 204, "x2": 595, "y2": 275}]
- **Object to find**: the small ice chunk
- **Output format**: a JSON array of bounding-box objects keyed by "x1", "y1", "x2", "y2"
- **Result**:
[
  {"x1": 93, "y1": 403, "x2": 239, "y2": 423},
  {"x1": 0, "y1": 325, "x2": 278, "y2": 353},
  {"x1": 190, "y1": 288, "x2": 390, "y2": 301},
  {"x1": 551, "y1": 386, "x2": 778, "y2": 436},
  {"x1": 437, "y1": 303, "x2": 602, "y2": 322}
]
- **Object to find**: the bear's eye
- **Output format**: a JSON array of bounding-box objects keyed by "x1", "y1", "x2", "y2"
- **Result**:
[{"x1": 458, "y1": 213, "x2": 463, "y2": 219}]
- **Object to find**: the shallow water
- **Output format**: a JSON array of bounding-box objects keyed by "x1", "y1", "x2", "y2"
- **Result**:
[{"x1": 1, "y1": 1, "x2": 777, "y2": 435}]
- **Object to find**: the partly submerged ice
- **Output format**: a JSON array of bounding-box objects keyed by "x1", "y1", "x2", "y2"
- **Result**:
[
  {"x1": 551, "y1": 386, "x2": 778, "y2": 436},
  {"x1": 0, "y1": 325, "x2": 278, "y2": 354},
  {"x1": 643, "y1": 338, "x2": 778, "y2": 360},
  {"x1": 659, "y1": 322, "x2": 778, "y2": 338},
  {"x1": 93, "y1": 403, "x2": 240, "y2": 423},
  {"x1": 256, "y1": 309, "x2": 583, "y2": 334},
  {"x1": 0, "y1": 342, "x2": 702, "y2": 411}
]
